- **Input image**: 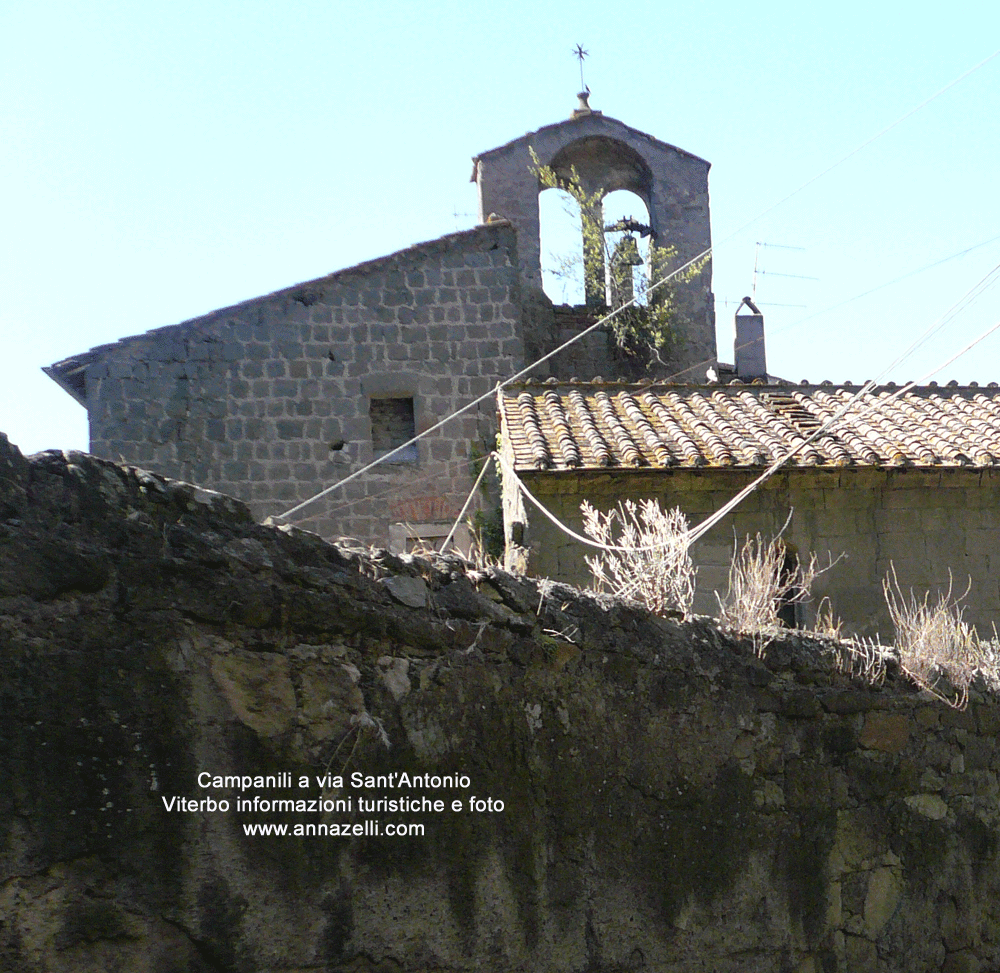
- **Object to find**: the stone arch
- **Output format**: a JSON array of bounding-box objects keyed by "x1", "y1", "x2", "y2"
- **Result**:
[
  {"x1": 472, "y1": 110, "x2": 717, "y2": 372},
  {"x1": 547, "y1": 136, "x2": 654, "y2": 208},
  {"x1": 539, "y1": 140, "x2": 656, "y2": 307}
]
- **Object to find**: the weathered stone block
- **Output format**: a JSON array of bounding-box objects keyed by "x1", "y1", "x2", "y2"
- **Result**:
[
  {"x1": 859, "y1": 712, "x2": 911, "y2": 753},
  {"x1": 210, "y1": 651, "x2": 296, "y2": 737},
  {"x1": 904, "y1": 793, "x2": 949, "y2": 819}
]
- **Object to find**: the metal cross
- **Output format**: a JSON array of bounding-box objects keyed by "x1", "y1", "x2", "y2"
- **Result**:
[{"x1": 573, "y1": 44, "x2": 589, "y2": 91}]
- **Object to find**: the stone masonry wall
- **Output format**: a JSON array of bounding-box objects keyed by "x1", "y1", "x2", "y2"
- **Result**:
[
  {"x1": 6, "y1": 436, "x2": 1000, "y2": 972},
  {"x1": 515, "y1": 467, "x2": 1000, "y2": 640},
  {"x1": 474, "y1": 113, "x2": 717, "y2": 376},
  {"x1": 84, "y1": 223, "x2": 524, "y2": 546},
  {"x1": 475, "y1": 113, "x2": 712, "y2": 301}
]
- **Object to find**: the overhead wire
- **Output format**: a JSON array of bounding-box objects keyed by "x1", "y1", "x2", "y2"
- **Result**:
[
  {"x1": 688, "y1": 313, "x2": 1000, "y2": 545},
  {"x1": 276, "y1": 246, "x2": 710, "y2": 521},
  {"x1": 882, "y1": 262, "x2": 1000, "y2": 372},
  {"x1": 711, "y1": 47, "x2": 1000, "y2": 244},
  {"x1": 317, "y1": 455, "x2": 492, "y2": 518},
  {"x1": 687, "y1": 259, "x2": 1000, "y2": 544},
  {"x1": 768, "y1": 231, "x2": 1000, "y2": 339},
  {"x1": 276, "y1": 235, "x2": 1000, "y2": 523},
  {"x1": 276, "y1": 45, "x2": 1000, "y2": 525},
  {"x1": 499, "y1": 307, "x2": 1000, "y2": 556},
  {"x1": 674, "y1": 232, "x2": 1000, "y2": 386},
  {"x1": 497, "y1": 257, "x2": 1000, "y2": 553}
]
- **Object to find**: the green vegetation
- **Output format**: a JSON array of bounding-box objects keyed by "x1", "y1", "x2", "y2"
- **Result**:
[{"x1": 530, "y1": 149, "x2": 706, "y2": 365}]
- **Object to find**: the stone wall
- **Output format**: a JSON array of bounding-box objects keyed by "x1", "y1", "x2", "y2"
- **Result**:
[
  {"x1": 5, "y1": 435, "x2": 1000, "y2": 972},
  {"x1": 83, "y1": 223, "x2": 524, "y2": 546},
  {"x1": 473, "y1": 112, "x2": 717, "y2": 376},
  {"x1": 512, "y1": 466, "x2": 1000, "y2": 640}
]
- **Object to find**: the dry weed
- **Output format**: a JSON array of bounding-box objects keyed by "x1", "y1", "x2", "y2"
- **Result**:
[
  {"x1": 716, "y1": 532, "x2": 830, "y2": 654},
  {"x1": 464, "y1": 516, "x2": 501, "y2": 571},
  {"x1": 812, "y1": 597, "x2": 844, "y2": 641},
  {"x1": 883, "y1": 566, "x2": 982, "y2": 709},
  {"x1": 833, "y1": 637, "x2": 889, "y2": 687},
  {"x1": 581, "y1": 499, "x2": 695, "y2": 617}
]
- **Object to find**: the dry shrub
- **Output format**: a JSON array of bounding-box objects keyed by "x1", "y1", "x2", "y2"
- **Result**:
[
  {"x1": 812, "y1": 596, "x2": 844, "y2": 641},
  {"x1": 883, "y1": 566, "x2": 987, "y2": 709},
  {"x1": 717, "y1": 532, "x2": 830, "y2": 655},
  {"x1": 464, "y1": 516, "x2": 502, "y2": 571},
  {"x1": 833, "y1": 637, "x2": 889, "y2": 687},
  {"x1": 581, "y1": 499, "x2": 695, "y2": 616}
]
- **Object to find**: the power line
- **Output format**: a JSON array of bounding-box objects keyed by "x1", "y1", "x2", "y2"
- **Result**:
[
  {"x1": 686, "y1": 231, "x2": 1000, "y2": 385},
  {"x1": 277, "y1": 247, "x2": 710, "y2": 521},
  {"x1": 716, "y1": 46, "x2": 1000, "y2": 242},
  {"x1": 768, "y1": 231, "x2": 1000, "y2": 339},
  {"x1": 496, "y1": 260, "x2": 1000, "y2": 558},
  {"x1": 688, "y1": 265, "x2": 1000, "y2": 545},
  {"x1": 312, "y1": 456, "x2": 492, "y2": 518},
  {"x1": 277, "y1": 45, "x2": 1000, "y2": 524}
]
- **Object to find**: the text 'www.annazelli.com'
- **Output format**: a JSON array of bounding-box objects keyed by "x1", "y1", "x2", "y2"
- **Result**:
[
  {"x1": 242, "y1": 821, "x2": 424, "y2": 837},
  {"x1": 160, "y1": 769, "x2": 505, "y2": 837}
]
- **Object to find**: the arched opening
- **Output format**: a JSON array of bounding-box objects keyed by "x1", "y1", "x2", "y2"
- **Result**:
[
  {"x1": 548, "y1": 137, "x2": 653, "y2": 199},
  {"x1": 539, "y1": 186, "x2": 585, "y2": 304},
  {"x1": 539, "y1": 187, "x2": 653, "y2": 308},
  {"x1": 537, "y1": 136, "x2": 655, "y2": 308},
  {"x1": 602, "y1": 189, "x2": 652, "y2": 308}
]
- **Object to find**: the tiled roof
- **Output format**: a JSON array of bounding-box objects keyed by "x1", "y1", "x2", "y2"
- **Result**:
[{"x1": 499, "y1": 380, "x2": 1000, "y2": 472}]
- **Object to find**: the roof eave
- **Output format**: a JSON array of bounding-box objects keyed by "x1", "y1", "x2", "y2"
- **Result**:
[
  {"x1": 42, "y1": 359, "x2": 91, "y2": 408},
  {"x1": 46, "y1": 222, "x2": 517, "y2": 399}
]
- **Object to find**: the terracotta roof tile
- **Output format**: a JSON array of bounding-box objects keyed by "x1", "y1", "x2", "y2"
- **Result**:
[{"x1": 499, "y1": 382, "x2": 1000, "y2": 472}]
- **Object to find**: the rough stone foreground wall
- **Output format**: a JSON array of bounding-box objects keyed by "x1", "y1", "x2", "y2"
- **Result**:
[
  {"x1": 4, "y1": 434, "x2": 1000, "y2": 973},
  {"x1": 84, "y1": 222, "x2": 524, "y2": 545}
]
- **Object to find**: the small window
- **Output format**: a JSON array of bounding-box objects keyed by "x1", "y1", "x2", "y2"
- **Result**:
[
  {"x1": 370, "y1": 397, "x2": 417, "y2": 461},
  {"x1": 388, "y1": 522, "x2": 473, "y2": 557}
]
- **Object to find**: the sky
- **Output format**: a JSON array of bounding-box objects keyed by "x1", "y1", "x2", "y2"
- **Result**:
[{"x1": 3, "y1": 1, "x2": 1000, "y2": 456}]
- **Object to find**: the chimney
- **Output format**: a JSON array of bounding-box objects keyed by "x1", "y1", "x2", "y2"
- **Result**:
[{"x1": 735, "y1": 297, "x2": 767, "y2": 382}]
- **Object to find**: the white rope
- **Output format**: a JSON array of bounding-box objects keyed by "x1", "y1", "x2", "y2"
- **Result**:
[
  {"x1": 276, "y1": 46, "x2": 1000, "y2": 523},
  {"x1": 689, "y1": 313, "x2": 1000, "y2": 545},
  {"x1": 439, "y1": 453, "x2": 497, "y2": 553},
  {"x1": 276, "y1": 251, "x2": 708, "y2": 521},
  {"x1": 499, "y1": 311, "x2": 1000, "y2": 555},
  {"x1": 854, "y1": 315, "x2": 1000, "y2": 417},
  {"x1": 494, "y1": 452, "x2": 688, "y2": 554},
  {"x1": 686, "y1": 385, "x2": 877, "y2": 544}
]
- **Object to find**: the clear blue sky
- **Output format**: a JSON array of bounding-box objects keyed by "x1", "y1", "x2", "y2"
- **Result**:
[{"x1": 3, "y1": 1, "x2": 1000, "y2": 455}]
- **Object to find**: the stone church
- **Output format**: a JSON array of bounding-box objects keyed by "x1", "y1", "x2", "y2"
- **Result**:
[{"x1": 45, "y1": 94, "x2": 719, "y2": 550}]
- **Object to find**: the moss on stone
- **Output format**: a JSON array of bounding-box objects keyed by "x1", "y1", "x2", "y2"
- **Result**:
[
  {"x1": 783, "y1": 806, "x2": 837, "y2": 944},
  {"x1": 635, "y1": 763, "x2": 760, "y2": 926}
]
